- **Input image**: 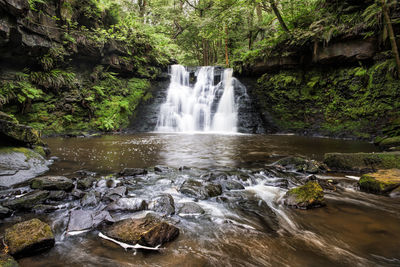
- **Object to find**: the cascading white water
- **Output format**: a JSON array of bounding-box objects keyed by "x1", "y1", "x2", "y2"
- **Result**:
[{"x1": 156, "y1": 64, "x2": 238, "y2": 133}]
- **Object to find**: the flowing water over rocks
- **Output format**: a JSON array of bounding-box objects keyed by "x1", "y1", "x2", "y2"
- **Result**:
[{"x1": 0, "y1": 134, "x2": 399, "y2": 266}]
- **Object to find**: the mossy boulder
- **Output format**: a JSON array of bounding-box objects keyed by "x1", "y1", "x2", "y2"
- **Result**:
[
  {"x1": 2, "y1": 190, "x2": 49, "y2": 210},
  {"x1": 4, "y1": 218, "x2": 55, "y2": 258},
  {"x1": 358, "y1": 169, "x2": 400, "y2": 195},
  {"x1": 105, "y1": 213, "x2": 179, "y2": 247},
  {"x1": 31, "y1": 176, "x2": 74, "y2": 191},
  {"x1": 0, "y1": 205, "x2": 12, "y2": 219},
  {"x1": 284, "y1": 181, "x2": 325, "y2": 209},
  {"x1": 0, "y1": 119, "x2": 45, "y2": 148},
  {"x1": 275, "y1": 156, "x2": 329, "y2": 174},
  {"x1": 0, "y1": 253, "x2": 19, "y2": 267},
  {"x1": 0, "y1": 147, "x2": 50, "y2": 187},
  {"x1": 324, "y1": 152, "x2": 400, "y2": 173}
]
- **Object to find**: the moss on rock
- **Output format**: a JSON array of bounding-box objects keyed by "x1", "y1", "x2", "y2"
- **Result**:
[
  {"x1": 359, "y1": 169, "x2": 400, "y2": 194},
  {"x1": 379, "y1": 136, "x2": 400, "y2": 149},
  {"x1": 284, "y1": 181, "x2": 325, "y2": 209},
  {"x1": 4, "y1": 218, "x2": 54, "y2": 258},
  {"x1": 0, "y1": 253, "x2": 19, "y2": 267},
  {"x1": 324, "y1": 152, "x2": 400, "y2": 173},
  {"x1": 31, "y1": 176, "x2": 74, "y2": 191}
]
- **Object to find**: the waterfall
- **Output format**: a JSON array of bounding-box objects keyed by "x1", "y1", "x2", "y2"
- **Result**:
[{"x1": 156, "y1": 65, "x2": 238, "y2": 133}]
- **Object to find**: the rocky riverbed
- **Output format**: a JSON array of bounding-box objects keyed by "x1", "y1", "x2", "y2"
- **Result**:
[{"x1": 0, "y1": 133, "x2": 399, "y2": 266}]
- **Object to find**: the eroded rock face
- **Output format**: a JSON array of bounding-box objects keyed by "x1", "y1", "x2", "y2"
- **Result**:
[
  {"x1": 4, "y1": 218, "x2": 54, "y2": 258},
  {"x1": 31, "y1": 176, "x2": 74, "y2": 191},
  {"x1": 105, "y1": 214, "x2": 179, "y2": 247},
  {"x1": 284, "y1": 181, "x2": 325, "y2": 209},
  {"x1": 0, "y1": 147, "x2": 50, "y2": 187},
  {"x1": 359, "y1": 169, "x2": 400, "y2": 195}
]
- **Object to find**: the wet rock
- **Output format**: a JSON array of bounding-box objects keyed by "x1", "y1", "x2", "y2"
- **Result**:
[
  {"x1": 48, "y1": 190, "x2": 67, "y2": 201},
  {"x1": 177, "y1": 202, "x2": 205, "y2": 215},
  {"x1": 0, "y1": 205, "x2": 12, "y2": 218},
  {"x1": 80, "y1": 191, "x2": 100, "y2": 207},
  {"x1": 149, "y1": 194, "x2": 175, "y2": 216},
  {"x1": 359, "y1": 169, "x2": 400, "y2": 195},
  {"x1": 32, "y1": 204, "x2": 58, "y2": 213},
  {"x1": 324, "y1": 152, "x2": 400, "y2": 173},
  {"x1": 201, "y1": 172, "x2": 228, "y2": 181},
  {"x1": 67, "y1": 210, "x2": 93, "y2": 232},
  {"x1": 119, "y1": 168, "x2": 147, "y2": 177},
  {"x1": 3, "y1": 190, "x2": 49, "y2": 210},
  {"x1": 77, "y1": 177, "x2": 95, "y2": 190},
  {"x1": 104, "y1": 186, "x2": 126, "y2": 202},
  {"x1": 71, "y1": 188, "x2": 84, "y2": 199},
  {"x1": 178, "y1": 166, "x2": 190, "y2": 171},
  {"x1": 389, "y1": 186, "x2": 400, "y2": 198},
  {"x1": 106, "y1": 198, "x2": 147, "y2": 212},
  {"x1": 154, "y1": 165, "x2": 170, "y2": 173},
  {"x1": 223, "y1": 180, "x2": 245, "y2": 190},
  {"x1": 0, "y1": 252, "x2": 19, "y2": 267},
  {"x1": 31, "y1": 176, "x2": 74, "y2": 191},
  {"x1": 180, "y1": 179, "x2": 222, "y2": 199},
  {"x1": 275, "y1": 156, "x2": 328, "y2": 174},
  {"x1": 105, "y1": 213, "x2": 179, "y2": 247},
  {"x1": 4, "y1": 218, "x2": 54, "y2": 258},
  {"x1": 0, "y1": 147, "x2": 49, "y2": 187},
  {"x1": 284, "y1": 181, "x2": 325, "y2": 209}
]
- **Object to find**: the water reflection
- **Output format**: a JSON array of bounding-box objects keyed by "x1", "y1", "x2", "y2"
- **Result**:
[{"x1": 45, "y1": 133, "x2": 378, "y2": 175}]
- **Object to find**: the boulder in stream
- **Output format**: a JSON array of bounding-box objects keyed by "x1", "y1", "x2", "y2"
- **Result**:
[
  {"x1": 3, "y1": 190, "x2": 49, "y2": 210},
  {"x1": 149, "y1": 194, "x2": 175, "y2": 216},
  {"x1": 106, "y1": 197, "x2": 148, "y2": 212},
  {"x1": 77, "y1": 177, "x2": 96, "y2": 190},
  {"x1": 4, "y1": 218, "x2": 54, "y2": 258},
  {"x1": 284, "y1": 181, "x2": 325, "y2": 209},
  {"x1": 358, "y1": 169, "x2": 400, "y2": 194},
  {"x1": 177, "y1": 202, "x2": 205, "y2": 216},
  {"x1": 275, "y1": 156, "x2": 328, "y2": 174},
  {"x1": 105, "y1": 213, "x2": 179, "y2": 247},
  {"x1": 0, "y1": 205, "x2": 12, "y2": 218},
  {"x1": 180, "y1": 179, "x2": 222, "y2": 199},
  {"x1": 31, "y1": 176, "x2": 74, "y2": 191}
]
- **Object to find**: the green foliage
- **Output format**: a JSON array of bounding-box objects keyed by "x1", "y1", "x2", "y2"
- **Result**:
[
  {"x1": 30, "y1": 69, "x2": 77, "y2": 90},
  {"x1": 256, "y1": 62, "x2": 400, "y2": 138}
]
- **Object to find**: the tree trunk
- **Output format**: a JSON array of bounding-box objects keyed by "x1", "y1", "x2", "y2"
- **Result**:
[
  {"x1": 225, "y1": 25, "x2": 229, "y2": 67},
  {"x1": 382, "y1": 0, "x2": 400, "y2": 77},
  {"x1": 269, "y1": 0, "x2": 289, "y2": 32}
]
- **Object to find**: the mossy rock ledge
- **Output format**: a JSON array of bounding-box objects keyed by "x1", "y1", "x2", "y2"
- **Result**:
[
  {"x1": 4, "y1": 218, "x2": 55, "y2": 258},
  {"x1": 324, "y1": 152, "x2": 400, "y2": 173},
  {"x1": 105, "y1": 213, "x2": 179, "y2": 247},
  {"x1": 283, "y1": 181, "x2": 325, "y2": 209},
  {"x1": 358, "y1": 169, "x2": 400, "y2": 195}
]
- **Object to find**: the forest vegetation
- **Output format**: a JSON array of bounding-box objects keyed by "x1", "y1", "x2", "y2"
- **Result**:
[{"x1": 0, "y1": 0, "x2": 399, "y2": 140}]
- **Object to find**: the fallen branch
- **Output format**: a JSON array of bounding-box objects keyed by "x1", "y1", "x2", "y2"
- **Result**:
[{"x1": 98, "y1": 232, "x2": 162, "y2": 251}]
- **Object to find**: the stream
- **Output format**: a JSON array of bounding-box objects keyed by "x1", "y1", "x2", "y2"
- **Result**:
[{"x1": 2, "y1": 133, "x2": 399, "y2": 267}]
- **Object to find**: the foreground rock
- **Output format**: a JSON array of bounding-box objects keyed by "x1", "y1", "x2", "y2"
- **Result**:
[
  {"x1": 31, "y1": 176, "x2": 74, "y2": 191},
  {"x1": 275, "y1": 156, "x2": 329, "y2": 174},
  {"x1": 2, "y1": 190, "x2": 49, "y2": 210},
  {"x1": 180, "y1": 179, "x2": 222, "y2": 199},
  {"x1": 4, "y1": 218, "x2": 54, "y2": 258},
  {"x1": 284, "y1": 181, "x2": 325, "y2": 209},
  {"x1": 358, "y1": 169, "x2": 400, "y2": 195},
  {"x1": 0, "y1": 147, "x2": 49, "y2": 187},
  {"x1": 105, "y1": 214, "x2": 179, "y2": 247},
  {"x1": 324, "y1": 152, "x2": 400, "y2": 173},
  {"x1": 67, "y1": 210, "x2": 114, "y2": 232}
]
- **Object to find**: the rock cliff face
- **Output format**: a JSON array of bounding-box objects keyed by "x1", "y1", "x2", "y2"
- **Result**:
[{"x1": 0, "y1": 0, "x2": 168, "y2": 134}]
